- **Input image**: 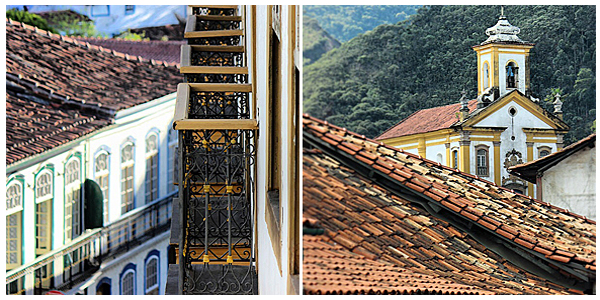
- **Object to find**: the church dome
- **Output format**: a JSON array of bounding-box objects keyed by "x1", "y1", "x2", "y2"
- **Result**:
[{"x1": 481, "y1": 15, "x2": 528, "y2": 45}]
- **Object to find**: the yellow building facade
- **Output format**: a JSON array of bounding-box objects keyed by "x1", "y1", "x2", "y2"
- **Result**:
[{"x1": 376, "y1": 14, "x2": 568, "y2": 197}]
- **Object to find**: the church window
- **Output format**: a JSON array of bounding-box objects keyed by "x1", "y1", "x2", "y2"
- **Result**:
[
  {"x1": 475, "y1": 145, "x2": 490, "y2": 177},
  {"x1": 538, "y1": 146, "x2": 552, "y2": 159},
  {"x1": 506, "y1": 62, "x2": 518, "y2": 89},
  {"x1": 483, "y1": 62, "x2": 490, "y2": 89},
  {"x1": 452, "y1": 150, "x2": 458, "y2": 169}
]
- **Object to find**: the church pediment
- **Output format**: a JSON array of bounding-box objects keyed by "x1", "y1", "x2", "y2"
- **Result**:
[{"x1": 459, "y1": 90, "x2": 570, "y2": 131}]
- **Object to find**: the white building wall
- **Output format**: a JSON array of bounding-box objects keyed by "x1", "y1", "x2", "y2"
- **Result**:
[
  {"x1": 474, "y1": 99, "x2": 554, "y2": 192},
  {"x1": 88, "y1": 232, "x2": 170, "y2": 295},
  {"x1": 249, "y1": 5, "x2": 295, "y2": 295},
  {"x1": 425, "y1": 143, "x2": 446, "y2": 164},
  {"x1": 541, "y1": 146, "x2": 596, "y2": 220},
  {"x1": 6, "y1": 92, "x2": 177, "y2": 295}
]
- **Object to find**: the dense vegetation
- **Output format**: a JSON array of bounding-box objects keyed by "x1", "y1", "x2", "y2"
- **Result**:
[
  {"x1": 304, "y1": 5, "x2": 596, "y2": 145},
  {"x1": 303, "y1": 5, "x2": 421, "y2": 43},
  {"x1": 303, "y1": 16, "x2": 341, "y2": 66},
  {"x1": 6, "y1": 8, "x2": 57, "y2": 33}
]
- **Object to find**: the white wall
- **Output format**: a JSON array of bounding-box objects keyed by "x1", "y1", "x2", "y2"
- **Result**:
[
  {"x1": 249, "y1": 5, "x2": 295, "y2": 295},
  {"x1": 542, "y1": 145, "x2": 596, "y2": 220}
]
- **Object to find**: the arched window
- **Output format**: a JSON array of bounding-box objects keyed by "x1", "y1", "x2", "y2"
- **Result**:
[
  {"x1": 95, "y1": 152, "x2": 110, "y2": 224},
  {"x1": 36, "y1": 171, "x2": 53, "y2": 254},
  {"x1": 483, "y1": 62, "x2": 490, "y2": 89},
  {"x1": 168, "y1": 127, "x2": 178, "y2": 193},
  {"x1": 121, "y1": 143, "x2": 135, "y2": 214},
  {"x1": 65, "y1": 158, "x2": 82, "y2": 242},
  {"x1": 476, "y1": 146, "x2": 489, "y2": 176},
  {"x1": 145, "y1": 252, "x2": 159, "y2": 294},
  {"x1": 452, "y1": 150, "x2": 459, "y2": 169},
  {"x1": 436, "y1": 153, "x2": 443, "y2": 164},
  {"x1": 145, "y1": 133, "x2": 159, "y2": 203},
  {"x1": 120, "y1": 264, "x2": 136, "y2": 295},
  {"x1": 6, "y1": 180, "x2": 23, "y2": 270},
  {"x1": 538, "y1": 146, "x2": 552, "y2": 159},
  {"x1": 506, "y1": 62, "x2": 518, "y2": 89}
]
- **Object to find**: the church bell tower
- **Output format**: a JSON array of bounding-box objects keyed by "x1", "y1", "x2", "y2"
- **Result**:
[{"x1": 472, "y1": 11, "x2": 534, "y2": 102}]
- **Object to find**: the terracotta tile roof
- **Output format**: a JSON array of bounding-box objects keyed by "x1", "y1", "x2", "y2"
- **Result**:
[
  {"x1": 6, "y1": 18, "x2": 182, "y2": 113},
  {"x1": 6, "y1": 90, "x2": 111, "y2": 165},
  {"x1": 129, "y1": 24, "x2": 185, "y2": 41},
  {"x1": 376, "y1": 100, "x2": 478, "y2": 140},
  {"x1": 303, "y1": 114, "x2": 596, "y2": 294},
  {"x1": 509, "y1": 133, "x2": 596, "y2": 183},
  {"x1": 5, "y1": 18, "x2": 183, "y2": 165},
  {"x1": 303, "y1": 235, "x2": 496, "y2": 295},
  {"x1": 75, "y1": 37, "x2": 184, "y2": 65}
]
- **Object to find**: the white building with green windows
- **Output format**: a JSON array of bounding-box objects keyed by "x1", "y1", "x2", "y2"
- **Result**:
[{"x1": 6, "y1": 17, "x2": 181, "y2": 295}]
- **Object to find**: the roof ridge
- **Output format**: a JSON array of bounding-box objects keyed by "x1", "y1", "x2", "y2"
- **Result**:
[
  {"x1": 304, "y1": 113, "x2": 594, "y2": 225},
  {"x1": 6, "y1": 18, "x2": 180, "y2": 69},
  {"x1": 303, "y1": 113, "x2": 596, "y2": 281},
  {"x1": 74, "y1": 35, "x2": 185, "y2": 45}
]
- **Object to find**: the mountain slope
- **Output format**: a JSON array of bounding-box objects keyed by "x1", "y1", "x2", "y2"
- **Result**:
[
  {"x1": 303, "y1": 16, "x2": 341, "y2": 66},
  {"x1": 303, "y1": 5, "x2": 596, "y2": 145},
  {"x1": 303, "y1": 5, "x2": 421, "y2": 43}
]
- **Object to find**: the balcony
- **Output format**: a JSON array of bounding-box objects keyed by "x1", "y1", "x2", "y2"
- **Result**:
[
  {"x1": 5, "y1": 191, "x2": 175, "y2": 295},
  {"x1": 166, "y1": 4, "x2": 258, "y2": 295}
]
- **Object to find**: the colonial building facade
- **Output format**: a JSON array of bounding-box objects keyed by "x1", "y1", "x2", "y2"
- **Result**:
[
  {"x1": 6, "y1": 17, "x2": 181, "y2": 295},
  {"x1": 376, "y1": 14, "x2": 569, "y2": 197}
]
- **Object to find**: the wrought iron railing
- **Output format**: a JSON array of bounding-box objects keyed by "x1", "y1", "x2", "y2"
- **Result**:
[
  {"x1": 175, "y1": 4, "x2": 257, "y2": 295},
  {"x1": 5, "y1": 191, "x2": 176, "y2": 295}
]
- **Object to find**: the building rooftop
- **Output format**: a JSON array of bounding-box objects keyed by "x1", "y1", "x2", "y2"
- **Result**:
[
  {"x1": 303, "y1": 114, "x2": 595, "y2": 294},
  {"x1": 6, "y1": 18, "x2": 182, "y2": 113},
  {"x1": 509, "y1": 133, "x2": 596, "y2": 183},
  {"x1": 75, "y1": 37, "x2": 184, "y2": 65},
  {"x1": 6, "y1": 18, "x2": 183, "y2": 166},
  {"x1": 375, "y1": 100, "x2": 477, "y2": 140}
]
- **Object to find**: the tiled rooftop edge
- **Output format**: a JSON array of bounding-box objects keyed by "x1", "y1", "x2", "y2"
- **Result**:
[
  {"x1": 6, "y1": 18, "x2": 180, "y2": 68},
  {"x1": 303, "y1": 114, "x2": 596, "y2": 277}
]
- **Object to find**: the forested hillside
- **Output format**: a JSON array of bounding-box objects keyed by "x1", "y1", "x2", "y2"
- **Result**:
[
  {"x1": 303, "y1": 16, "x2": 341, "y2": 66},
  {"x1": 304, "y1": 5, "x2": 596, "y2": 145},
  {"x1": 303, "y1": 5, "x2": 421, "y2": 43}
]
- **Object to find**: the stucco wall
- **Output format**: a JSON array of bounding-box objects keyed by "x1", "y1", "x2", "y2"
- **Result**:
[{"x1": 541, "y1": 145, "x2": 596, "y2": 220}]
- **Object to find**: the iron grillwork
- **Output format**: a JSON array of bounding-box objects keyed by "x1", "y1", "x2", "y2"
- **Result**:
[
  {"x1": 178, "y1": 129, "x2": 256, "y2": 294},
  {"x1": 196, "y1": 19, "x2": 240, "y2": 31},
  {"x1": 185, "y1": 74, "x2": 248, "y2": 84},
  {"x1": 192, "y1": 7, "x2": 236, "y2": 16},
  {"x1": 191, "y1": 51, "x2": 244, "y2": 67},
  {"x1": 188, "y1": 36, "x2": 241, "y2": 46},
  {"x1": 188, "y1": 91, "x2": 250, "y2": 120}
]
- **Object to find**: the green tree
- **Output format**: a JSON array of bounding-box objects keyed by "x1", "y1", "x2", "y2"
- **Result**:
[
  {"x1": 6, "y1": 8, "x2": 56, "y2": 33},
  {"x1": 304, "y1": 5, "x2": 596, "y2": 145}
]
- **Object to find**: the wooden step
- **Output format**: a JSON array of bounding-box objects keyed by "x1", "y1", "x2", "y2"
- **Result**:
[
  {"x1": 185, "y1": 83, "x2": 252, "y2": 93},
  {"x1": 180, "y1": 66, "x2": 248, "y2": 74},
  {"x1": 185, "y1": 29, "x2": 244, "y2": 39},
  {"x1": 189, "y1": 5, "x2": 238, "y2": 9},
  {"x1": 190, "y1": 45, "x2": 245, "y2": 52},
  {"x1": 196, "y1": 15, "x2": 242, "y2": 21}
]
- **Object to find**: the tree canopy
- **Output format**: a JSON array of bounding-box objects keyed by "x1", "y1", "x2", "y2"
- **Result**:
[{"x1": 304, "y1": 5, "x2": 596, "y2": 145}]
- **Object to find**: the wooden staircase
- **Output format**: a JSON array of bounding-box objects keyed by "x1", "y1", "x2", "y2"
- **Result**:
[{"x1": 168, "y1": 5, "x2": 257, "y2": 295}]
